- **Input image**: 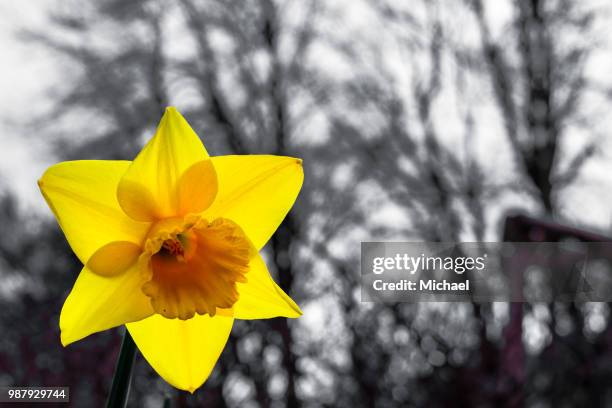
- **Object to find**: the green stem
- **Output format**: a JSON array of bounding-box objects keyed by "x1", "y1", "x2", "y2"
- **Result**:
[{"x1": 105, "y1": 329, "x2": 137, "y2": 408}]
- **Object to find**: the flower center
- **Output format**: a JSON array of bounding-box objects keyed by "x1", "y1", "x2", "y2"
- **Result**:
[
  {"x1": 162, "y1": 238, "x2": 183, "y2": 257},
  {"x1": 140, "y1": 217, "x2": 251, "y2": 320}
]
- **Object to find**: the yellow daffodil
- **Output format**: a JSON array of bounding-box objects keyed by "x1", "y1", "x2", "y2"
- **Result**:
[{"x1": 38, "y1": 107, "x2": 303, "y2": 392}]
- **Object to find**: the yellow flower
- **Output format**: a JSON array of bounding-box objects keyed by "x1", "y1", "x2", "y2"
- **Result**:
[{"x1": 38, "y1": 107, "x2": 303, "y2": 392}]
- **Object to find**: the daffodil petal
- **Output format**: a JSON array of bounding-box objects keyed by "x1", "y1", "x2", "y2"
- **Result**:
[
  {"x1": 117, "y1": 107, "x2": 208, "y2": 221},
  {"x1": 38, "y1": 160, "x2": 150, "y2": 264},
  {"x1": 86, "y1": 241, "x2": 141, "y2": 277},
  {"x1": 60, "y1": 264, "x2": 154, "y2": 346},
  {"x1": 115, "y1": 179, "x2": 160, "y2": 222},
  {"x1": 231, "y1": 253, "x2": 302, "y2": 319},
  {"x1": 178, "y1": 160, "x2": 218, "y2": 215},
  {"x1": 127, "y1": 314, "x2": 233, "y2": 392},
  {"x1": 205, "y1": 155, "x2": 303, "y2": 250}
]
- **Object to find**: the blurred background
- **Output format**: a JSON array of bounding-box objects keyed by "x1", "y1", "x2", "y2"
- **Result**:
[{"x1": 2, "y1": 0, "x2": 612, "y2": 406}]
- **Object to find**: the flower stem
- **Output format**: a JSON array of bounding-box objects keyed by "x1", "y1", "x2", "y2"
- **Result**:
[{"x1": 106, "y1": 329, "x2": 137, "y2": 408}]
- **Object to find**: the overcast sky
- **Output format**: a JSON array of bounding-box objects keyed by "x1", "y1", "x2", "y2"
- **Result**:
[
  {"x1": 3, "y1": 0, "x2": 612, "y2": 232},
  {"x1": 0, "y1": 2, "x2": 56, "y2": 211}
]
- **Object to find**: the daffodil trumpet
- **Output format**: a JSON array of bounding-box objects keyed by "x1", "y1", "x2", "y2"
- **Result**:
[{"x1": 38, "y1": 107, "x2": 304, "y2": 394}]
